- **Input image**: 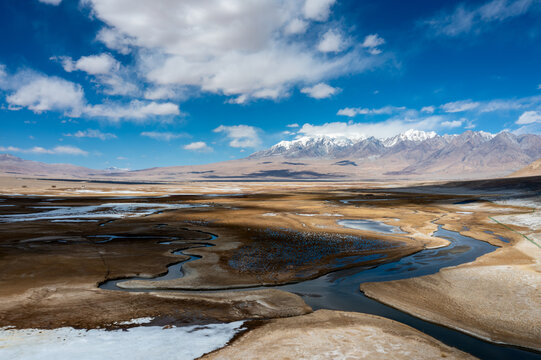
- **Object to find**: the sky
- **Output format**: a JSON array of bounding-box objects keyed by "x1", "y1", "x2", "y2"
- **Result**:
[{"x1": 1, "y1": 0, "x2": 540, "y2": 170}]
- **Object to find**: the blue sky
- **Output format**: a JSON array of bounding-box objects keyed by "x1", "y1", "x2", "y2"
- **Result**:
[{"x1": 1, "y1": 0, "x2": 540, "y2": 169}]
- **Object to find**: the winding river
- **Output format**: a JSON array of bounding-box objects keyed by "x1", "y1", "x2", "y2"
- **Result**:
[{"x1": 98, "y1": 225, "x2": 541, "y2": 360}]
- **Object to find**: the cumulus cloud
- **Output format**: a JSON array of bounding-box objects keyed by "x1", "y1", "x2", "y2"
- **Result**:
[
  {"x1": 337, "y1": 105, "x2": 406, "y2": 117},
  {"x1": 213, "y1": 125, "x2": 261, "y2": 148},
  {"x1": 144, "y1": 87, "x2": 177, "y2": 100},
  {"x1": 361, "y1": 34, "x2": 385, "y2": 55},
  {"x1": 300, "y1": 83, "x2": 339, "y2": 99},
  {"x1": 183, "y1": 141, "x2": 213, "y2": 152},
  {"x1": 64, "y1": 129, "x2": 117, "y2": 140},
  {"x1": 84, "y1": 0, "x2": 378, "y2": 102},
  {"x1": 5, "y1": 75, "x2": 85, "y2": 116},
  {"x1": 303, "y1": 0, "x2": 336, "y2": 21},
  {"x1": 425, "y1": 0, "x2": 536, "y2": 37},
  {"x1": 441, "y1": 100, "x2": 480, "y2": 113},
  {"x1": 0, "y1": 145, "x2": 87, "y2": 155},
  {"x1": 53, "y1": 54, "x2": 138, "y2": 96},
  {"x1": 421, "y1": 106, "x2": 435, "y2": 113},
  {"x1": 83, "y1": 101, "x2": 180, "y2": 122},
  {"x1": 516, "y1": 110, "x2": 541, "y2": 124},
  {"x1": 96, "y1": 28, "x2": 134, "y2": 55},
  {"x1": 441, "y1": 119, "x2": 464, "y2": 128},
  {"x1": 0, "y1": 66, "x2": 179, "y2": 122},
  {"x1": 140, "y1": 131, "x2": 188, "y2": 141},
  {"x1": 284, "y1": 18, "x2": 309, "y2": 35},
  {"x1": 297, "y1": 116, "x2": 442, "y2": 139},
  {"x1": 38, "y1": 0, "x2": 62, "y2": 5},
  {"x1": 59, "y1": 53, "x2": 119, "y2": 75},
  {"x1": 286, "y1": 123, "x2": 300, "y2": 128},
  {"x1": 317, "y1": 30, "x2": 346, "y2": 53}
]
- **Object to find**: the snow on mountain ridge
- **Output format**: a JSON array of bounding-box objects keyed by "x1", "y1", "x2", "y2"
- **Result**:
[
  {"x1": 274, "y1": 129, "x2": 440, "y2": 151},
  {"x1": 382, "y1": 129, "x2": 438, "y2": 147},
  {"x1": 252, "y1": 129, "x2": 500, "y2": 159}
]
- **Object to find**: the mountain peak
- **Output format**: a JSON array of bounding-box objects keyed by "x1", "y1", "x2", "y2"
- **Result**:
[{"x1": 383, "y1": 129, "x2": 438, "y2": 147}]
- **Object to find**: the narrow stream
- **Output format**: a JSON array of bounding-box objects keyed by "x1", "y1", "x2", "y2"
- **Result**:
[{"x1": 98, "y1": 226, "x2": 541, "y2": 360}]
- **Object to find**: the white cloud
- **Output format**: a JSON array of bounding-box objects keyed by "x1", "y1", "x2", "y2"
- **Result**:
[
  {"x1": 287, "y1": 123, "x2": 300, "y2": 128},
  {"x1": 337, "y1": 105, "x2": 406, "y2": 117},
  {"x1": 421, "y1": 106, "x2": 435, "y2": 113},
  {"x1": 54, "y1": 54, "x2": 137, "y2": 96},
  {"x1": 516, "y1": 110, "x2": 541, "y2": 124},
  {"x1": 60, "y1": 54, "x2": 119, "y2": 75},
  {"x1": 362, "y1": 34, "x2": 385, "y2": 55},
  {"x1": 441, "y1": 100, "x2": 480, "y2": 113},
  {"x1": 140, "y1": 131, "x2": 187, "y2": 141},
  {"x1": 297, "y1": 116, "x2": 442, "y2": 139},
  {"x1": 425, "y1": 0, "x2": 536, "y2": 37},
  {"x1": 213, "y1": 125, "x2": 261, "y2": 148},
  {"x1": 64, "y1": 129, "x2": 117, "y2": 140},
  {"x1": 5, "y1": 75, "x2": 85, "y2": 116},
  {"x1": 38, "y1": 0, "x2": 62, "y2": 5},
  {"x1": 85, "y1": 0, "x2": 376, "y2": 103},
  {"x1": 96, "y1": 28, "x2": 134, "y2": 55},
  {"x1": 362, "y1": 34, "x2": 385, "y2": 47},
  {"x1": 0, "y1": 145, "x2": 87, "y2": 155},
  {"x1": 303, "y1": 0, "x2": 336, "y2": 21},
  {"x1": 83, "y1": 101, "x2": 180, "y2": 122},
  {"x1": 144, "y1": 87, "x2": 177, "y2": 100},
  {"x1": 538, "y1": 84, "x2": 541, "y2": 90},
  {"x1": 300, "y1": 83, "x2": 339, "y2": 99},
  {"x1": 317, "y1": 29, "x2": 346, "y2": 53},
  {"x1": 183, "y1": 141, "x2": 213, "y2": 152},
  {"x1": 284, "y1": 18, "x2": 309, "y2": 35},
  {"x1": 441, "y1": 119, "x2": 463, "y2": 128},
  {"x1": 1, "y1": 66, "x2": 178, "y2": 122}
]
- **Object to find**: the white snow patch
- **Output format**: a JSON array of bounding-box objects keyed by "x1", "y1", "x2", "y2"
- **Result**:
[
  {"x1": 262, "y1": 213, "x2": 277, "y2": 216},
  {"x1": 0, "y1": 321, "x2": 244, "y2": 360},
  {"x1": 491, "y1": 197, "x2": 541, "y2": 210},
  {"x1": 456, "y1": 211, "x2": 473, "y2": 215},
  {"x1": 71, "y1": 190, "x2": 149, "y2": 195},
  {"x1": 50, "y1": 219, "x2": 100, "y2": 223},
  {"x1": 115, "y1": 317, "x2": 153, "y2": 326},
  {"x1": 494, "y1": 211, "x2": 541, "y2": 232}
]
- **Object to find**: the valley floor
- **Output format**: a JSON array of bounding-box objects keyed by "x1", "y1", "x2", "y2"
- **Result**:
[{"x1": 0, "y1": 175, "x2": 540, "y2": 359}]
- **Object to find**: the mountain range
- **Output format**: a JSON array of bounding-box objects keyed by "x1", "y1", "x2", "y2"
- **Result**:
[{"x1": 1, "y1": 130, "x2": 541, "y2": 181}]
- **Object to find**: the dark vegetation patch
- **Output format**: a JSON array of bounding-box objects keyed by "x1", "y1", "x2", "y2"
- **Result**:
[{"x1": 228, "y1": 228, "x2": 400, "y2": 276}]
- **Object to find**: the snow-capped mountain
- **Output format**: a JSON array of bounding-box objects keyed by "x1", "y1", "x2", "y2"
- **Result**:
[
  {"x1": 383, "y1": 129, "x2": 437, "y2": 147},
  {"x1": 248, "y1": 129, "x2": 541, "y2": 178},
  {"x1": 252, "y1": 129, "x2": 449, "y2": 159}
]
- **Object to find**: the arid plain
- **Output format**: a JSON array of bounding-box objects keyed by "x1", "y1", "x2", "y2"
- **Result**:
[{"x1": 0, "y1": 175, "x2": 540, "y2": 359}]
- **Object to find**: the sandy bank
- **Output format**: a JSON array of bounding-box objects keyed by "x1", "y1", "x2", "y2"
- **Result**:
[
  {"x1": 203, "y1": 309, "x2": 475, "y2": 359},
  {"x1": 361, "y1": 206, "x2": 541, "y2": 351}
]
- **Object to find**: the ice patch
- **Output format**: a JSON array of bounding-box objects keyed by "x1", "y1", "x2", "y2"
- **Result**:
[
  {"x1": 70, "y1": 190, "x2": 150, "y2": 195},
  {"x1": 0, "y1": 321, "x2": 244, "y2": 360},
  {"x1": 50, "y1": 219, "x2": 100, "y2": 223},
  {"x1": 0, "y1": 203, "x2": 208, "y2": 223},
  {"x1": 338, "y1": 219, "x2": 406, "y2": 234},
  {"x1": 115, "y1": 317, "x2": 154, "y2": 326},
  {"x1": 491, "y1": 197, "x2": 541, "y2": 210}
]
